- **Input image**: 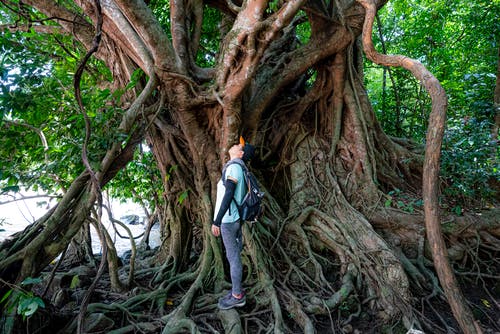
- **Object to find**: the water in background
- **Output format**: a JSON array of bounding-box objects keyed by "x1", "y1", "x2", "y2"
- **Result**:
[{"x1": 0, "y1": 192, "x2": 160, "y2": 256}]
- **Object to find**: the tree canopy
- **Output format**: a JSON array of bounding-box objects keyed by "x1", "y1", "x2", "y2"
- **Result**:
[{"x1": 0, "y1": 0, "x2": 498, "y2": 333}]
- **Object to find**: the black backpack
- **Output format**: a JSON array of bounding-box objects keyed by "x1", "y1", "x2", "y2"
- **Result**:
[{"x1": 222, "y1": 160, "x2": 264, "y2": 223}]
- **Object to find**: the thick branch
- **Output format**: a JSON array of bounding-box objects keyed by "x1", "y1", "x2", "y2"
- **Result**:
[
  {"x1": 247, "y1": 27, "x2": 353, "y2": 134},
  {"x1": 23, "y1": 0, "x2": 95, "y2": 50},
  {"x1": 113, "y1": 0, "x2": 176, "y2": 70},
  {"x1": 170, "y1": 0, "x2": 190, "y2": 73},
  {"x1": 0, "y1": 23, "x2": 61, "y2": 34}
]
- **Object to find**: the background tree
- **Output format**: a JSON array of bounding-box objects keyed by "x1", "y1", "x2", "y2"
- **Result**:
[
  {"x1": 0, "y1": 0, "x2": 498, "y2": 333},
  {"x1": 365, "y1": 0, "x2": 499, "y2": 207}
]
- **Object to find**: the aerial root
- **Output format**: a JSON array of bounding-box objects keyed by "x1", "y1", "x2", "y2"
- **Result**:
[
  {"x1": 279, "y1": 287, "x2": 315, "y2": 334},
  {"x1": 306, "y1": 207, "x2": 410, "y2": 314},
  {"x1": 304, "y1": 264, "x2": 357, "y2": 314},
  {"x1": 106, "y1": 321, "x2": 163, "y2": 334},
  {"x1": 161, "y1": 310, "x2": 200, "y2": 334},
  {"x1": 152, "y1": 256, "x2": 178, "y2": 284},
  {"x1": 218, "y1": 309, "x2": 243, "y2": 334},
  {"x1": 244, "y1": 225, "x2": 287, "y2": 333},
  {"x1": 160, "y1": 229, "x2": 217, "y2": 333},
  {"x1": 393, "y1": 247, "x2": 429, "y2": 292}
]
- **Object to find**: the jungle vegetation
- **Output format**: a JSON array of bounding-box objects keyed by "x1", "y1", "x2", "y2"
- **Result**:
[{"x1": 0, "y1": 0, "x2": 498, "y2": 333}]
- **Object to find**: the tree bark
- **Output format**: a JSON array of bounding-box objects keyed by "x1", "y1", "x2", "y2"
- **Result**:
[{"x1": 1, "y1": 0, "x2": 498, "y2": 333}]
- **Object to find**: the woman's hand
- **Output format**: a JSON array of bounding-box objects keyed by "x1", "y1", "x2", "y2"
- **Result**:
[{"x1": 211, "y1": 224, "x2": 220, "y2": 237}]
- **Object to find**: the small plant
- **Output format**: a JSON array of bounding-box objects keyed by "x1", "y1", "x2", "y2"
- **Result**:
[
  {"x1": 384, "y1": 189, "x2": 424, "y2": 213},
  {"x1": 177, "y1": 189, "x2": 189, "y2": 206},
  {"x1": 0, "y1": 277, "x2": 45, "y2": 320}
]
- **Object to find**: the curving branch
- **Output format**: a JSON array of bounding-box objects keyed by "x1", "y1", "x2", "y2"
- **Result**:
[
  {"x1": 168, "y1": 0, "x2": 214, "y2": 81},
  {"x1": 72, "y1": 2, "x2": 108, "y2": 333},
  {"x1": 113, "y1": 0, "x2": 176, "y2": 70},
  {"x1": 74, "y1": 0, "x2": 103, "y2": 192},
  {"x1": 265, "y1": 0, "x2": 307, "y2": 38},
  {"x1": 94, "y1": 0, "x2": 154, "y2": 71},
  {"x1": 23, "y1": 0, "x2": 95, "y2": 50},
  {"x1": 189, "y1": 0, "x2": 204, "y2": 56},
  {"x1": 225, "y1": 0, "x2": 241, "y2": 13},
  {"x1": 0, "y1": 23, "x2": 61, "y2": 34},
  {"x1": 247, "y1": 25, "x2": 353, "y2": 134},
  {"x1": 356, "y1": 0, "x2": 483, "y2": 333}
]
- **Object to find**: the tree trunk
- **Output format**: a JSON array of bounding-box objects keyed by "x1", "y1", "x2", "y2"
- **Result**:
[
  {"x1": 64, "y1": 222, "x2": 94, "y2": 267},
  {"x1": 0, "y1": 128, "x2": 144, "y2": 283},
  {"x1": 1, "y1": 0, "x2": 498, "y2": 333}
]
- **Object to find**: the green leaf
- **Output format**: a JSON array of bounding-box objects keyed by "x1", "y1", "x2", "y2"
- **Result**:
[
  {"x1": 18, "y1": 300, "x2": 39, "y2": 317},
  {"x1": 70, "y1": 275, "x2": 80, "y2": 289},
  {"x1": 125, "y1": 68, "x2": 144, "y2": 89},
  {"x1": 0, "y1": 289, "x2": 13, "y2": 304},
  {"x1": 2, "y1": 185, "x2": 20, "y2": 193},
  {"x1": 34, "y1": 297, "x2": 45, "y2": 307},
  {"x1": 452, "y1": 206, "x2": 462, "y2": 215},
  {"x1": 21, "y1": 277, "x2": 42, "y2": 286},
  {"x1": 16, "y1": 294, "x2": 45, "y2": 317},
  {"x1": 177, "y1": 190, "x2": 189, "y2": 205}
]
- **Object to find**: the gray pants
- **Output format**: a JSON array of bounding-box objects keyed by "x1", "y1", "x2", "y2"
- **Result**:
[{"x1": 221, "y1": 221, "x2": 243, "y2": 295}]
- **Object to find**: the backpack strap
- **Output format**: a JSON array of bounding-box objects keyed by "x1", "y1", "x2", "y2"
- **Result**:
[
  {"x1": 222, "y1": 160, "x2": 248, "y2": 186},
  {"x1": 221, "y1": 160, "x2": 247, "y2": 216},
  {"x1": 222, "y1": 160, "x2": 246, "y2": 175}
]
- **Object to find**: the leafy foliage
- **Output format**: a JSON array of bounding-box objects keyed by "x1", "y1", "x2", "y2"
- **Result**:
[
  {"x1": 384, "y1": 188, "x2": 424, "y2": 213},
  {"x1": 197, "y1": 6, "x2": 222, "y2": 67},
  {"x1": 365, "y1": 0, "x2": 499, "y2": 206},
  {"x1": 441, "y1": 117, "x2": 499, "y2": 207},
  {"x1": 107, "y1": 145, "x2": 163, "y2": 211},
  {"x1": 1, "y1": 0, "x2": 498, "y2": 211},
  {"x1": 0, "y1": 277, "x2": 45, "y2": 320},
  {"x1": 0, "y1": 7, "x2": 140, "y2": 198}
]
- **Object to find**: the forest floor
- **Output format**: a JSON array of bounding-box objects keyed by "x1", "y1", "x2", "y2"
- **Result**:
[{"x1": 3, "y1": 208, "x2": 500, "y2": 334}]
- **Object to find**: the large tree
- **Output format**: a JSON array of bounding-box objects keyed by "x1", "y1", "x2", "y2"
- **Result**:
[{"x1": 0, "y1": 0, "x2": 497, "y2": 333}]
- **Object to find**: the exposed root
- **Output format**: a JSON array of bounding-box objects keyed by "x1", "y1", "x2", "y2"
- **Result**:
[
  {"x1": 3, "y1": 144, "x2": 499, "y2": 334},
  {"x1": 7, "y1": 201, "x2": 498, "y2": 334},
  {"x1": 244, "y1": 223, "x2": 287, "y2": 333}
]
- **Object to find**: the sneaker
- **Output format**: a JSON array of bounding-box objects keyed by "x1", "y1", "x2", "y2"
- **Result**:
[
  {"x1": 218, "y1": 291, "x2": 232, "y2": 304},
  {"x1": 218, "y1": 293, "x2": 246, "y2": 310}
]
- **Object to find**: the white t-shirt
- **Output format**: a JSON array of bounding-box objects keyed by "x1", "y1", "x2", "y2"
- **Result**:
[{"x1": 213, "y1": 161, "x2": 246, "y2": 223}]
